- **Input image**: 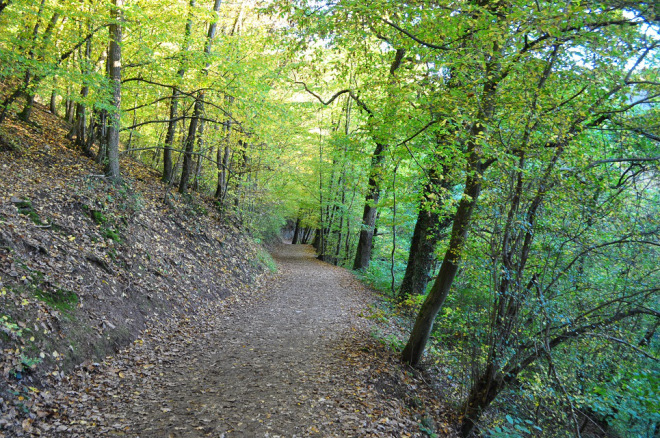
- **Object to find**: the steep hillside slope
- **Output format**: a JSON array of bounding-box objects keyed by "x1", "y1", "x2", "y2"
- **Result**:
[{"x1": 0, "y1": 104, "x2": 271, "y2": 432}]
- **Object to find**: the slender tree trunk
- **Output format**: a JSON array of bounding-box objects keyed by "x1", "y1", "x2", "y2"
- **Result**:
[
  {"x1": 162, "y1": 87, "x2": 179, "y2": 183},
  {"x1": 70, "y1": 31, "x2": 92, "y2": 151},
  {"x1": 179, "y1": 98, "x2": 201, "y2": 193},
  {"x1": 163, "y1": 0, "x2": 194, "y2": 183},
  {"x1": 105, "y1": 0, "x2": 122, "y2": 181},
  {"x1": 66, "y1": 93, "x2": 75, "y2": 124},
  {"x1": 215, "y1": 140, "x2": 231, "y2": 200},
  {"x1": 311, "y1": 228, "x2": 321, "y2": 250},
  {"x1": 292, "y1": 217, "x2": 302, "y2": 244},
  {"x1": 191, "y1": 119, "x2": 207, "y2": 191},
  {"x1": 19, "y1": 8, "x2": 59, "y2": 123},
  {"x1": 351, "y1": 49, "x2": 404, "y2": 270},
  {"x1": 352, "y1": 141, "x2": 385, "y2": 270},
  {"x1": 49, "y1": 84, "x2": 57, "y2": 115},
  {"x1": 95, "y1": 109, "x2": 108, "y2": 164},
  {"x1": 178, "y1": 0, "x2": 222, "y2": 193},
  {"x1": 401, "y1": 33, "x2": 502, "y2": 366}
]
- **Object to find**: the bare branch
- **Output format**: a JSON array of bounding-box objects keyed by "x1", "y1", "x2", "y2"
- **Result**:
[
  {"x1": 584, "y1": 332, "x2": 659, "y2": 361},
  {"x1": 586, "y1": 155, "x2": 660, "y2": 169},
  {"x1": 293, "y1": 81, "x2": 373, "y2": 115}
]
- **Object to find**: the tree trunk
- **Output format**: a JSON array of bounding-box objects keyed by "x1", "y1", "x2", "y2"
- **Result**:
[
  {"x1": 66, "y1": 94, "x2": 75, "y2": 124},
  {"x1": 178, "y1": 0, "x2": 222, "y2": 193},
  {"x1": 18, "y1": 90, "x2": 35, "y2": 122},
  {"x1": 401, "y1": 130, "x2": 491, "y2": 366},
  {"x1": 178, "y1": 98, "x2": 201, "y2": 193},
  {"x1": 399, "y1": 165, "x2": 452, "y2": 300},
  {"x1": 460, "y1": 364, "x2": 505, "y2": 437},
  {"x1": 162, "y1": 87, "x2": 179, "y2": 183},
  {"x1": 215, "y1": 143, "x2": 231, "y2": 200},
  {"x1": 311, "y1": 228, "x2": 321, "y2": 250},
  {"x1": 191, "y1": 118, "x2": 208, "y2": 191},
  {"x1": 49, "y1": 85, "x2": 57, "y2": 115},
  {"x1": 162, "y1": 0, "x2": 194, "y2": 183},
  {"x1": 292, "y1": 217, "x2": 302, "y2": 244},
  {"x1": 105, "y1": 0, "x2": 122, "y2": 181},
  {"x1": 352, "y1": 141, "x2": 385, "y2": 270},
  {"x1": 18, "y1": 8, "x2": 59, "y2": 123},
  {"x1": 70, "y1": 32, "x2": 92, "y2": 151}
]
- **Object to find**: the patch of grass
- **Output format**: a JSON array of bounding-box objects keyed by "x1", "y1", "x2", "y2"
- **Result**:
[
  {"x1": 100, "y1": 227, "x2": 121, "y2": 243},
  {"x1": 254, "y1": 248, "x2": 277, "y2": 273},
  {"x1": 14, "y1": 199, "x2": 46, "y2": 226},
  {"x1": 33, "y1": 287, "x2": 78, "y2": 313},
  {"x1": 91, "y1": 210, "x2": 108, "y2": 225}
]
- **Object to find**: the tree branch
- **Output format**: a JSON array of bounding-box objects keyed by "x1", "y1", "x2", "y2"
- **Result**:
[{"x1": 293, "y1": 81, "x2": 373, "y2": 115}]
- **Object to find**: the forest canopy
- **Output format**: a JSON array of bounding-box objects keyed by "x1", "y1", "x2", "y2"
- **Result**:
[{"x1": 1, "y1": 0, "x2": 658, "y2": 436}]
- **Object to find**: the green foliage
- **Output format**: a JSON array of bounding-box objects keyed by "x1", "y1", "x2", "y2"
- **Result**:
[
  {"x1": 32, "y1": 287, "x2": 78, "y2": 312},
  {"x1": 1, "y1": 314, "x2": 24, "y2": 341},
  {"x1": 13, "y1": 199, "x2": 46, "y2": 226},
  {"x1": 254, "y1": 248, "x2": 277, "y2": 273},
  {"x1": 90, "y1": 209, "x2": 108, "y2": 225},
  {"x1": 1, "y1": 0, "x2": 658, "y2": 434}
]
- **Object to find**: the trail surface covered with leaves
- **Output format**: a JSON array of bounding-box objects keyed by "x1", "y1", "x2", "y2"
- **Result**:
[{"x1": 23, "y1": 244, "x2": 455, "y2": 437}]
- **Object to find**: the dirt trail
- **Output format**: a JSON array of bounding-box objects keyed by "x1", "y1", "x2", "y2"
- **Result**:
[
  {"x1": 36, "y1": 243, "x2": 453, "y2": 438},
  {"x1": 126, "y1": 244, "x2": 368, "y2": 437}
]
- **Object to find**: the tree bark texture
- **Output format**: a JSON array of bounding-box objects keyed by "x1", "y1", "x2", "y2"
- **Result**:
[
  {"x1": 352, "y1": 141, "x2": 385, "y2": 270},
  {"x1": 49, "y1": 86, "x2": 57, "y2": 115},
  {"x1": 399, "y1": 165, "x2": 452, "y2": 300},
  {"x1": 291, "y1": 217, "x2": 302, "y2": 244},
  {"x1": 105, "y1": 0, "x2": 122, "y2": 181},
  {"x1": 401, "y1": 108, "x2": 495, "y2": 365},
  {"x1": 178, "y1": 98, "x2": 202, "y2": 193}
]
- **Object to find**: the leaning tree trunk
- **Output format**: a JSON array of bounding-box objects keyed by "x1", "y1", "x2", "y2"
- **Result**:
[
  {"x1": 352, "y1": 141, "x2": 385, "y2": 270},
  {"x1": 105, "y1": 0, "x2": 122, "y2": 181},
  {"x1": 19, "y1": 8, "x2": 60, "y2": 123},
  {"x1": 178, "y1": 98, "x2": 202, "y2": 193},
  {"x1": 460, "y1": 364, "x2": 506, "y2": 437},
  {"x1": 401, "y1": 34, "x2": 502, "y2": 366},
  {"x1": 401, "y1": 126, "x2": 491, "y2": 366}
]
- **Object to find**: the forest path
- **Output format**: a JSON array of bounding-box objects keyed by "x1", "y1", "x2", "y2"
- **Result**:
[
  {"x1": 81, "y1": 243, "x2": 452, "y2": 438},
  {"x1": 125, "y1": 243, "x2": 369, "y2": 437},
  {"x1": 40, "y1": 243, "x2": 454, "y2": 437}
]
